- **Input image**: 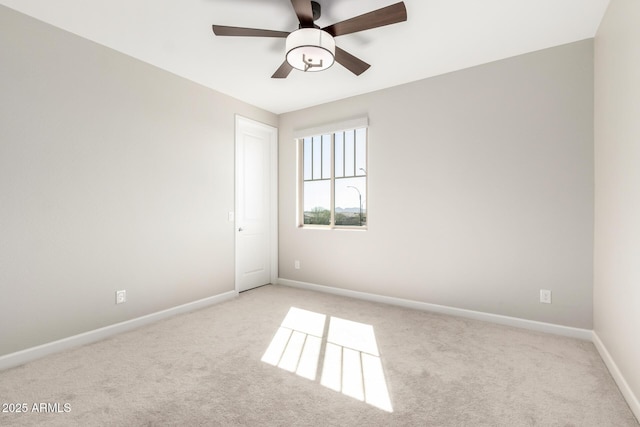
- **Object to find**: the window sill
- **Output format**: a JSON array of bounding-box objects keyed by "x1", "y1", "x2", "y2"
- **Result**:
[{"x1": 298, "y1": 225, "x2": 368, "y2": 231}]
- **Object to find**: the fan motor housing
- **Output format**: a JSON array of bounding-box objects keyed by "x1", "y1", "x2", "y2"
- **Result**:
[{"x1": 311, "y1": 1, "x2": 321, "y2": 21}]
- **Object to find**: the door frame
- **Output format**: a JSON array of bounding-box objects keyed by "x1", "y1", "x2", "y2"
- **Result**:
[{"x1": 234, "y1": 115, "x2": 278, "y2": 293}]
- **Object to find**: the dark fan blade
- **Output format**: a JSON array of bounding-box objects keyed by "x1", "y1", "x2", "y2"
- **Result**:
[
  {"x1": 272, "y1": 61, "x2": 294, "y2": 79},
  {"x1": 323, "y1": 2, "x2": 407, "y2": 37},
  {"x1": 290, "y1": 0, "x2": 314, "y2": 28},
  {"x1": 212, "y1": 25, "x2": 289, "y2": 38},
  {"x1": 334, "y1": 47, "x2": 371, "y2": 76}
]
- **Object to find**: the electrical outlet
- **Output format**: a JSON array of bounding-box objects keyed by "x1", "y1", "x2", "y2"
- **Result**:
[
  {"x1": 540, "y1": 289, "x2": 552, "y2": 304},
  {"x1": 116, "y1": 290, "x2": 127, "y2": 304},
  {"x1": 294, "y1": 260, "x2": 300, "y2": 270}
]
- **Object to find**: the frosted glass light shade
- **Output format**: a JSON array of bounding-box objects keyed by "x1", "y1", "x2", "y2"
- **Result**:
[{"x1": 286, "y1": 28, "x2": 335, "y2": 72}]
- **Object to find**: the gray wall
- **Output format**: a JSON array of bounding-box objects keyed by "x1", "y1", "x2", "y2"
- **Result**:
[
  {"x1": 279, "y1": 40, "x2": 594, "y2": 329},
  {"x1": 0, "y1": 6, "x2": 276, "y2": 356},
  {"x1": 594, "y1": 0, "x2": 640, "y2": 411}
]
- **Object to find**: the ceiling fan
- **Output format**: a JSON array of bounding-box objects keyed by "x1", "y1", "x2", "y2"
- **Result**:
[{"x1": 212, "y1": 0, "x2": 407, "y2": 78}]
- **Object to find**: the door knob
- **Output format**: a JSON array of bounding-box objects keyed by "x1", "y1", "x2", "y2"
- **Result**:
[{"x1": 238, "y1": 227, "x2": 244, "y2": 232}]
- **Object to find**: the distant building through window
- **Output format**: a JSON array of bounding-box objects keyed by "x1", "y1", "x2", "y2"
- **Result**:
[{"x1": 299, "y1": 127, "x2": 367, "y2": 228}]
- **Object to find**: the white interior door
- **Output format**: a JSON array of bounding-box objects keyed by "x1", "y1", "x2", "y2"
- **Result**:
[{"x1": 235, "y1": 116, "x2": 277, "y2": 292}]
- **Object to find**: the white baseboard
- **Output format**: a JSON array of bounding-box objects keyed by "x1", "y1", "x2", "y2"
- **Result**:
[
  {"x1": 277, "y1": 278, "x2": 593, "y2": 341},
  {"x1": 593, "y1": 332, "x2": 640, "y2": 422},
  {"x1": 0, "y1": 290, "x2": 238, "y2": 372}
]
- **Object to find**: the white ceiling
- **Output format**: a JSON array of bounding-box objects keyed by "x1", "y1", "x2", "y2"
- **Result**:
[{"x1": 0, "y1": 0, "x2": 610, "y2": 114}]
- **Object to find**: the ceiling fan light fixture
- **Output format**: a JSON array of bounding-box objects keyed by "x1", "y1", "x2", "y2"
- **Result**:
[{"x1": 286, "y1": 28, "x2": 335, "y2": 72}]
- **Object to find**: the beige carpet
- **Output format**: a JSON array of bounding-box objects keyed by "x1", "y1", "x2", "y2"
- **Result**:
[{"x1": 0, "y1": 284, "x2": 637, "y2": 426}]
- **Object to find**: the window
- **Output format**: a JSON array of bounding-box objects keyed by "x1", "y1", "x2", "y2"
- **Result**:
[{"x1": 299, "y1": 126, "x2": 367, "y2": 228}]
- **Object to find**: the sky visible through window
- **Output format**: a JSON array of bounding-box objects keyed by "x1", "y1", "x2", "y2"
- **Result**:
[{"x1": 302, "y1": 129, "x2": 367, "y2": 226}]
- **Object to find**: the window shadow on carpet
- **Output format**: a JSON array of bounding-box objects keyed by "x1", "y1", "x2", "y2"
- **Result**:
[{"x1": 261, "y1": 307, "x2": 393, "y2": 412}]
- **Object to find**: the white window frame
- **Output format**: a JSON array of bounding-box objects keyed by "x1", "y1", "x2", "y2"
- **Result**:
[{"x1": 295, "y1": 117, "x2": 369, "y2": 230}]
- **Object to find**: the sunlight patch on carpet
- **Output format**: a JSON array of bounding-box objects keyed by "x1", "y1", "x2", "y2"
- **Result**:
[
  {"x1": 261, "y1": 307, "x2": 393, "y2": 412},
  {"x1": 262, "y1": 307, "x2": 326, "y2": 380}
]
